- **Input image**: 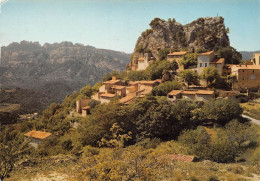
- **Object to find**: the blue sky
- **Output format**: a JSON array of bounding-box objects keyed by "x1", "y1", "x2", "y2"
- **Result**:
[{"x1": 0, "y1": 0, "x2": 259, "y2": 53}]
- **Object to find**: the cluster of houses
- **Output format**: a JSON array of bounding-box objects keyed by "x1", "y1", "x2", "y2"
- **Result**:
[
  {"x1": 25, "y1": 52, "x2": 260, "y2": 147},
  {"x1": 131, "y1": 51, "x2": 260, "y2": 92}
]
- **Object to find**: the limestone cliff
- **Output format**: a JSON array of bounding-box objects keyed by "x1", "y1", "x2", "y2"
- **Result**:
[{"x1": 131, "y1": 16, "x2": 230, "y2": 61}]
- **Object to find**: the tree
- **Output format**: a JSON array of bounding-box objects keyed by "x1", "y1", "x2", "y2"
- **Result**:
[
  {"x1": 180, "y1": 53, "x2": 197, "y2": 69},
  {"x1": 152, "y1": 80, "x2": 182, "y2": 96},
  {"x1": 200, "y1": 66, "x2": 219, "y2": 87},
  {"x1": 199, "y1": 98, "x2": 243, "y2": 126},
  {"x1": 157, "y1": 48, "x2": 170, "y2": 61},
  {"x1": 0, "y1": 135, "x2": 30, "y2": 181},
  {"x1": 216, "y1": 46, "x2": 241, "y2": 64},
  {"x1": 179, "y1": 69, "x2": 199, "y2": 88}
]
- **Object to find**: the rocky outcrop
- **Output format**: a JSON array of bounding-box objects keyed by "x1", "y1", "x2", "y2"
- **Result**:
[{"x1": 131, "y1": 16, "x2": 230, "y2": 61}]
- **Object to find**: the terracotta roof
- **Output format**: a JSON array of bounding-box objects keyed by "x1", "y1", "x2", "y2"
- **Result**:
[
  {"x1": 196, "y1": 90, "x2": 214, "y2": 95},
  {"x1": 129, "y1": 81, "x2": 139, "y2": 85},
  {"x1": 120, "y1": 95, "x2": 136, "y2": 104},
  {"x1": 138, "y1": 57, "x2": 145, "y2": 61},
  {"x1": 182, "y1": 91, "x2": 197, "y2": 95},
  {"x1": 155, "y1": 79, "x2": 163, "y2": 83},
  {"x1": 168, "y1": 51, "x2": 187, "y2": 56},
  {"x1": 112, "y1": 85, "x2": 126, "y2": 90},
  {"x1": 103, "y1": 79, "x2": 121, "y2": 84},
  {"x1": 232, "y1": 65, "x2": 260, "y2": 70},
  {"x1": 254, "y1": 53, "x2": 260, "y2": 55},
  {"x1": 168, "y1": 90, "x2": 183, "y2": 96},
  {"x1": 100, "y1": 93, "x2": 116, "y2": 98},
  {"x1": 198, "y1": 50, "x2": 214, "y2": 56},
  {"x1": 149, "y1": 60, "x2": 155, "y2": 63},
  {"x1": 24, "y1": 130, "x2": 52, "y2": 140},
  {"x1": 215, "y1": 58, "x2": 225, "y2": 64},
  {"x1": 82, "y1": 106, "x2": 90, "y2": 110},
  {"x1": 164, "y1": 154, "x2": 195, "y2": 162},
  {"x1": 139, "y1": 80, "x2": 158, "y2": 85}
]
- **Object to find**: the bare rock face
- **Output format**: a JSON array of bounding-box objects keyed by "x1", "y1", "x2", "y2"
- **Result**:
[{"x1": 132, "y1": 16, "x2": 230, "y2": 60}]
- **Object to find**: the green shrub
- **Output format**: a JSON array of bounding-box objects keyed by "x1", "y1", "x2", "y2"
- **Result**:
[{"x1": 152, "y1": 80, "x2": 182, "y2": 96}]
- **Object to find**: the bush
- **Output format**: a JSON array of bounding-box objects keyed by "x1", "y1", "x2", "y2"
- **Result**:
[{"x1": 152, "y1": 80, "x2": 182, "y2": 96}]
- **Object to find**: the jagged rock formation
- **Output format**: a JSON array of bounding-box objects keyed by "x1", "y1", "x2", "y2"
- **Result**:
[
  {"x1": 131, "y1": 16, "x2": 230, "y2": 62},
  {"x1": 0, "y1": 41, "x2": 130, "y2": 112}
]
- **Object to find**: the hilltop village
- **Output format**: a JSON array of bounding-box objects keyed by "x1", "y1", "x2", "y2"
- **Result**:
[
  {"x1": 1, "y1": 17, "x2": 260, "y2": 181},
  {"x1": 73, "y1": 50, "x2": 260, "y2": 117}
]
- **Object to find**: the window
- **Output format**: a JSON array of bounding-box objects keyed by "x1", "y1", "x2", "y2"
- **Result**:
[
  {"x1": 251, "y1": 74, "x2": 255, "y2": 80},
  {"x1": 205, "y1": 63, "x2": 207, "y2": 67},
  {"x1": 242, "y1": 76, "x2": 245, "y2": 80},
  {"x1": 200, "y1": 63, "x2": 202, "y2": 67}
]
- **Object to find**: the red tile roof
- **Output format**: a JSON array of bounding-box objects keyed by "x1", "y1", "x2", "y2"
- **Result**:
[
  {"x1": 198, "y1": 50, "x2": 214, "y2": 56},
  {"x1": 215, "y1": 58, "x2": 225, "y2": 64},
  {"x1": 139, "y1": 80, "x2": 158, "y2": 85},
  {"x1": 196, "y1": 90, "x2": 214, "y2": 95},
  {"x1": 82, "y1": 106, "x2": 90, "y2": 110},
  {"x1": 112, "y1": 85, "x2": 126, "y2": 90},
  {"x1": 168, "y1": 90, "x2": 183, "y2": 96},
  {"x1": 232, "y1": 65, "x2": 260, "y2": 70},
  {"x1": 103, "y1": 79, "x2": 121, "y2": 84},
  {"x1": 24, "y1": 130, "x2": 52, "y2": 140},
  {"x1": 168, "y1": 51, "x2": 187, "y2": 56},
  {"x1": 182, "y1": 91, "x2": 197, "y2": 95},
  {"x1": 120, "y1": 95, "x2": 136, "y2": 104},
  {"x1": 100, "y1": 93, "x2": 116, "y2": 98}
]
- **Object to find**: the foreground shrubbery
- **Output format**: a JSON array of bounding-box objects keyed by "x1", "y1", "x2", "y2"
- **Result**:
[{"x1": 179, "y1": 120, "x2": 257, "y2": 163}]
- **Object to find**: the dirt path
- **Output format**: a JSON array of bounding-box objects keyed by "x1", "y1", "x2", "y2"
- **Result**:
[{"x1": 242, "y1": 114, "x2": 260, "y2": 125}]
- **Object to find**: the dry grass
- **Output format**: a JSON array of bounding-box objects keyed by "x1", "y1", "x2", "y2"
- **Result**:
[{"x1": 241, "y1": 102, "x2": 260, "y2": 120}]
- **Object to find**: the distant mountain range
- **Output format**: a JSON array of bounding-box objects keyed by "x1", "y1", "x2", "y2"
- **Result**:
[
  {"x1": 0, "y1": 41, "x2": 130, "y2": 113},
  {"x1": 239, "y1": 50, "x2": 260, "y2": 60}
]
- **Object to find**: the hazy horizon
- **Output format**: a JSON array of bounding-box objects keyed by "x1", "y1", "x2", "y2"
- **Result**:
[{"x1": 0, "y1": 0, "x2": 260, "y2": 53}]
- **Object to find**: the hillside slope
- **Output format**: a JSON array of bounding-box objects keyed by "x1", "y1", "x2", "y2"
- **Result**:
[{"x1": 0, "y1": 41, "x2": 130, "y2": 113}]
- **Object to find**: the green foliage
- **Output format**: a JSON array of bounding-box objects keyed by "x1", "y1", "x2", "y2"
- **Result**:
[
  {"x1": 179, "y1": 69, "x2": 199, "y2": 88},
  {"x1": 180, "y1": 53, "x2": 198, "y2": 69},
  {"x1": 152, "y1": 80, "x2": 182, "y2": 96},
  {"x1": 199, "y1": 98, "x2": 243, "y2": 126},
  {"x1": 102, "y1": 71, "x2": 119, "y2": 82},
  {"x1": 216, "y1": 46, "x2": 241, "y2": 64},
  {"x1": 92, "y1": 82, "x2": 102, "y2": 92},
  {"x1": 179, "y1": 119, "x2": 257, "y2": 163},
  {"x1": 79, "y1": 85, "x2": 93, "y2": 98},
  {"x1": 142, "y1": 29, "x2": 153, "y2": 38},
  {"x1": 88, "y1": 99, "x2": 101, "y2": 109},
  {"x1": 0, "y1": 131, "x2": 30, "y2": 180},
  {"x1": 145, "y1": 60, "x2": 178, "y2": 80},
  {"x1": 157, "y1": 48, "x2": 170, "y2": 61},
  {"x1": 149, "y1": 17, "x2": 163, "y2": 28},
  {"x1": 200, "y1": 66, "x2": 219, "y2": 86},
  {"x1": 127, "y1": 70, "x2": 147, "y2": 81}
]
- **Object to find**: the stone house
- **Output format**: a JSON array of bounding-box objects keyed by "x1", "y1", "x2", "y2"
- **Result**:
[
  {"x1": 24, "y1": 130, "x2": 52, "y2": 148},
  {"x1": 196, "y1": 51, "x2": 225, "y2": 75},
  {"x1": 82, "y1": 106, "x2": 90, "y2": 117},
  {"x1": 230, "y1": 64, "x2": 260, "y2": 91},
  {"x1": 100, "y1": 93, "x2": 116, "y2": 104},
  {"x1": 111, "y1": 85, "x2": 126, "y2": 97},
  {"x1": 167, "y1": 51, "x2": 187, "y2": 62},
  {"x1": 167, "y1": 90, "x2": 183, "y2": 101},
  {"x1": 138, "y1": 80, "x2": 159, "y2": 93},
  {"x1": 167, "y1": 90, "x2": 214, "y2": 101},
  {"x1": 133, "y1": 53, "x2": 155, "y2": 71},
  {"x1": 76, "y1": 99, "x2": 91, "y2": 114},
  {"x1": 252, "y1": 53, "x2": 260, "y2": 65}
]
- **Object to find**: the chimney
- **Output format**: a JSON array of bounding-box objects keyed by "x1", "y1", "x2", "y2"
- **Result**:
[{"x1": 112, "y1": 76, "x2": 117, "y2": 80}]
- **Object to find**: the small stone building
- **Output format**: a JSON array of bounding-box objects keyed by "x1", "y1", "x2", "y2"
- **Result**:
[
  {"x1": 24, "y1": 130, "x2": 52, "y2": 148},
  {"x1": 100, "y1": 93, "x2": 116, "y2": 104},
  {"x1": 231, "y1": 64, "x2": 260, "y2": 91},
  {"x1": 76, "y1": 99, "x2": 91, "y2": 113}
]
